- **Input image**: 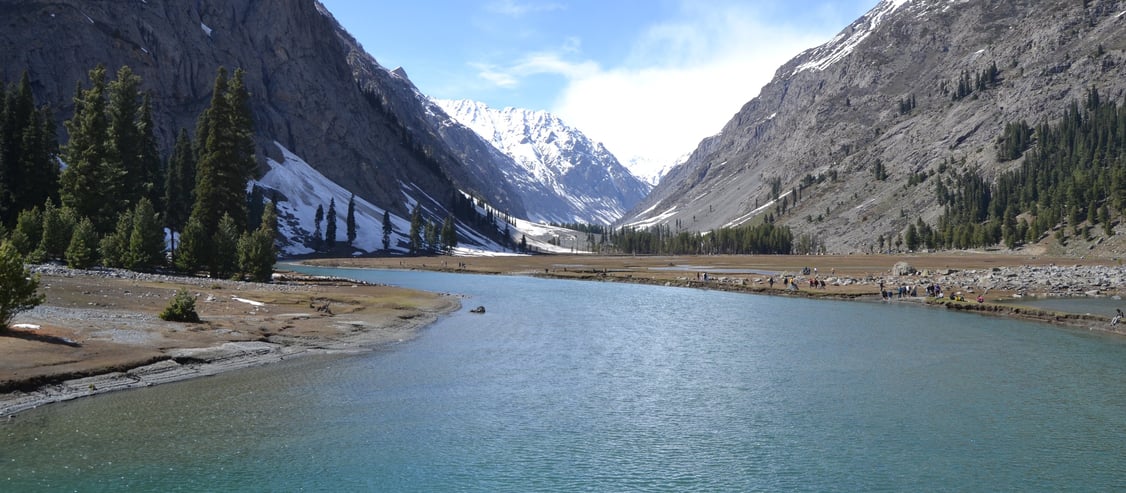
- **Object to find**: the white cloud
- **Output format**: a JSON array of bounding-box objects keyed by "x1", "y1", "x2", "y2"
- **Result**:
[
  {"x1": 466, "y1": 2, "x2": 861, "y2": 179},
  {"x1": 550, "y1": 4, "x2": 833, "y2": 177}
]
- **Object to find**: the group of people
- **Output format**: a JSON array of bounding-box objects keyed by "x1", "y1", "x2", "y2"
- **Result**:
[{"x1": 879, "y1": 281, "x2": 919, "y2": 300}]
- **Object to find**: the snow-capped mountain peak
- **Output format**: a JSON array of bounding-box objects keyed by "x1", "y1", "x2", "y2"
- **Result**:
[{"x1": 434, "y1": 99, "x2": 651, "y2": 225}]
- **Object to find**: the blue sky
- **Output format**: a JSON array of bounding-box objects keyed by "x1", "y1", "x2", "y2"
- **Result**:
[{"x1": 319, "y1": 0, "x2": 880, "y2": 174}]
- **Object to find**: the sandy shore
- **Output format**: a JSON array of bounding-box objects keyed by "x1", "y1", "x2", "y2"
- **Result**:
[{"x1": 0, "y1": 265, "x2": 459, "y2": 417}]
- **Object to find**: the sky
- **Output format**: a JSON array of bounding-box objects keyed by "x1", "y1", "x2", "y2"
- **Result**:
[{"x1": 318, "y1": 0, "x2": 881, "y2": 177}]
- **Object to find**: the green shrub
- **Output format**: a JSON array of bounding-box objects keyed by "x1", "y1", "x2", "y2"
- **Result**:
[{"x1": 159, "y1": 288, "x2": 200, "y2": 323}]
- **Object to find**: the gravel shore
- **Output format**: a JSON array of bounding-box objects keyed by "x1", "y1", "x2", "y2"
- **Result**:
[{"x1": 0, "y1": 265, "x2": 459, "y2": 417}]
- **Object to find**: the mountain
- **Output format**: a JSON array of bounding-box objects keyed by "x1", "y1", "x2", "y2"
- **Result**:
[
  {"x1": 620, "y1": 0, "x2": 1126, "y2": 253},
  {"x1": 434, "y1": 99, "x2": 651, "y2": 225},
  {"x1": 0, "y1": 0, "x2": 527, "y2": 253},
  {"x1": 623, "y1": 155, "x2": 681, "y2": 187}
]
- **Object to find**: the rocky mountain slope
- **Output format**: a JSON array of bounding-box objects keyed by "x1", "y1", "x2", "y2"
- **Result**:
[
  {"x1": 621, "y1": 0, "x2": 1126, "y2": 253},
  {"x1": 0, "y1": 0, "x2": 527, "y2": 251},
  {"x1": 434, "y1": 99, "x2": 651, "y2": 225}
]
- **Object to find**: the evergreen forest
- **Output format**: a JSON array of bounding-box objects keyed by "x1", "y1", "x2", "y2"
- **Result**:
[
  {"x1": 925, "y1": 90, "x2": 1125, "y2": 250},
  {"x1": 0, "y1": 66, "x2": 276, "y2": 281}
]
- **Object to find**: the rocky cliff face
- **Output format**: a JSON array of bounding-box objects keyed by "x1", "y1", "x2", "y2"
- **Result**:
[
  {"x1": 435, "y1": 99, "x2": 651, "y2": 225},
  {"x1": 0, "y1": 0, "x2": 526, "y2": 237},
  {"x1": 622, "y1": 0, "x2": 1126, "y2": 252}
]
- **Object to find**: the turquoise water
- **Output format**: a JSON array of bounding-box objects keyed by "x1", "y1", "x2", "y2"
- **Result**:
[
  {"x1": 1000, "y1": 295, "x2": 1125, "y2": 317},
  {"x1": 4, "y1": 266, "x2": 1126, "y2": 491}
]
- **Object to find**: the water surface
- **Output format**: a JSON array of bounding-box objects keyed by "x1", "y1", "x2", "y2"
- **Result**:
[{"x1": 4, "y1": 266, "x2": 1126, "y2": 491}]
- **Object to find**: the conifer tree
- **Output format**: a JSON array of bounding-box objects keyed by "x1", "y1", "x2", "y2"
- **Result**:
[
  {"x1": 346, "y1": 194, "x2": 356, "y2": 247},
  {"x1": 441, "y1": 216, "x2": 456, "y2": 254},
  {"x1": 191, "y1": 67, "x2": 256, "y2": 234},
  {"x1": 38, "y1": 199, "x2": 76, "y2": 261},
  {"x1": 163, "y1": 129, "x2": 195, "y2": 258},
  {"x1": 382, "y1": 210, "x2": 392, "y2": 251},
  {"x1": 211, "y1": 213, "x2": 240, "y2": 279},
  {"x1": 313, "y1": 204, "x2": 324, "y2": 250},
  {"x1": 137, "y1": 93, "x2": 163, "y2": 211},
  {"x1": 108, "y1": 66, "x2": 144, "y2": 208},
  {"x1": 0, "y1": 72, "x2": 59, "y2": 225},
  {"x1": 61, "y1": 65, "x2": 124, "y2": 233},
  {"x1": 10, "y1": 206, "x2": 42, "y2": 255},
  {"x1": 425, "y1": 219, "x2": 437, "y2": 254},
  {"x1": 126, "y1": 198, "x2": 165, "y2": 272},
  {"x1": 1, "y1": 73, "x2": 34, "y2": 224},
  {"x1": 409, "y1": 204, "x2": 422, "y2": 255},
  {"x1": 246, "y1": 186, "x2": 265, "y2": 232},
  {"x1": 0, "y1": 240, "x2": 43, "y2": 329},
  {"x1": 65, "y1": 217, "x2": 98, "y2": 269},
  {"x1": 238, "y1": 201, "x2": 277, "y2": 282},
  {"x1": 20, "y1": 106, "x2": 60, "y2": 211},
  {"x1": 99, "y1": 210, "x2": 133, "y2": 268},
  {"x1": 325, "y1": 197, "x2": 337, "y2": 249},
  {"x1": 175, "y1": 217, "x2": 207, "y2": 273}
]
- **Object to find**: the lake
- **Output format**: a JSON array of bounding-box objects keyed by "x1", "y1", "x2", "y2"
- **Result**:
[{"x1": 4, "y1": 266, "x2": 1126, "y2": 491}]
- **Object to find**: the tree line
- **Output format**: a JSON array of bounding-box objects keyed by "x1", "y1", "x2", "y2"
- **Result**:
[
  {"x1": 924, "y1": 90, "x2": 1125, "y2": 250},
  {"x1": 0, "y1": 65, "x2": 276, "y2": 281},
  {"x1": 604, "y1": 222, "x2": 793, "y2": 255}
]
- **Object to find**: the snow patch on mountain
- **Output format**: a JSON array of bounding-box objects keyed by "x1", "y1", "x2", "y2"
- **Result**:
[
  {"x1": 794, "y1": 0, "x2": 914, "y2": 74},
  {"x1": 254, "y1": 142, "x2": 409, "y2": 255},
  {"x1": 254, "y1": 142, "x2": 559, "y2": 257},
  {"x1": 434, "y1": 99, "x2": 651, "y2": 225}
]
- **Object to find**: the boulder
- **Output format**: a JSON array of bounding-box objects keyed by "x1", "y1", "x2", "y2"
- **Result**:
[{"x1": 892, "y1": 261, "x2": 916, "y2": 276}]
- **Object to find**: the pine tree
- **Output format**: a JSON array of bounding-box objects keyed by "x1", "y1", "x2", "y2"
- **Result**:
[
  {"x1": 10, "y1": 206, "x2": 43, "y2": 256},
  {"x1": 137, "y1": 93, "x2": 163, "y2": 211},
  {"x1": 313, "y1": 204, "x2": 324, "y2": 250},
  {"x1": 65, "y1": 217, "x2": 98, "y2": 269},
  {"x1": 441, "y1": 216, "x2": 456, "y2": 254},
  {"x1": 191, "y1": 67, "x2": 256, "y2": 234},
  {"x1": 99, "y1": 210, "x2": 133, "y2": 268},
  {"x1": 175, "y1": 217, "x2": 207, "y2": 273},
  {"x1": 0, "y1": 72, "x2": 59, "y2": 225},
  {"x1": 246, "y1": 186, "x2": 264, "y2": 232},
  {"x1": 38, "y1": 199, "x2": 76, "y2": 261},
  {"x1": 211, "y1": 213, "x2": 239, "y2": 279},
  {"x1": 424, "y1": 219, "x2": 437, "y2": 254},
  {"x1": 163, "y1": 129, "x2": 195, "y2": 258},
  {"x1": 19, "y1": 105, "x2": 60, "y2": 213},
  {"x1": 382, "y1": 210, "x2": 392, "y2": 251},
  {"x1": 126, "y1": 198, "x2": 165, "y2": 272},
  {"x1": 108, "y1": 65, "x2": 144, "y2": 208},
  {"x1": 0, "y1": 240, "x2": 44, "y2": 329},
  {"x1": 238, "y1": 201, "x2": 277, "y2": 282},
  {"x1": 1, "y1": 72, "x2": 35, "y2": 224},
  {"x1": 61, "y1": 65, "x2": 125, "y2": 233},
  {"x1": 346, "y1": 194, "x2": 357, "y2": 247},
  {"x1": 325, "y1": 197, "x2": 337, "y2": 249},
  {"x1": 409, "y1": 204, "x2": 422, "y2": 255}
]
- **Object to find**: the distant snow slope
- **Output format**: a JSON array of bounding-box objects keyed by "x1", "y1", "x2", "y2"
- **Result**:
[{"x1": 434, "y1": 99, "x2": 651, "y2": 225}]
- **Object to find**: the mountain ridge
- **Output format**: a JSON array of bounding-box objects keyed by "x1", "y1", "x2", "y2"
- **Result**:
[
  {"x1": 435, "y1": 98, "x2": 651, "y2": 225},
  {"x1": 0, "y1": 0, "x2": 529, "y2": 252},
  {"x1": 621, "y1": 0, "x2": 1126, "y2": 254}
]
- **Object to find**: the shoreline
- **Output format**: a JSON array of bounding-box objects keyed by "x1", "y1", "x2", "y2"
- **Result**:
[
  {"x1": 0, "y1": 266, "x2": 459, "y2": 417},
  {"x1": 303, "y1": 254, "x2": 1126, "y2": 336},
  {"x1": 4, "y1": 253, "x2": 1121, "y2": 416}
]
